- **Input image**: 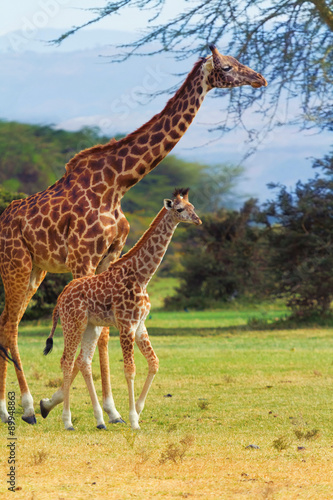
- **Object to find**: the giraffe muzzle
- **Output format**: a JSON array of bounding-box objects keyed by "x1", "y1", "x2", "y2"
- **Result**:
[{"x1": 251, "y1": 74, "x2": 268, "y2": 88}]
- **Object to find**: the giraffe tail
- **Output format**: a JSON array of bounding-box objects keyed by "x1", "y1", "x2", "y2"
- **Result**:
[
  {"x1": 0, "y1": 344, "x2": 20, "y2": 370},
  {"x1": 43, "y1": 304, "x2": 60, "y2": 356}
]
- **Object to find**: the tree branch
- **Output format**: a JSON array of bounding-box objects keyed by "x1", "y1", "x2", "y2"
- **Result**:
[{"x1": 307, "y1": 0, "x2": 333, "y2": 31}]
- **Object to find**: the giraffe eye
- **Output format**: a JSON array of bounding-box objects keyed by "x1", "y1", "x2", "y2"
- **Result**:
[
  {"x1": 177, "y1": 208, "x2": 184, "y2": 213},
  {"x1": 222, "y1": 66, "x2": 232, "y2": 72}
]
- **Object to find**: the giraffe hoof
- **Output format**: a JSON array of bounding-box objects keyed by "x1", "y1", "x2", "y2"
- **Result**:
[
  {"x1": 22, "y1": 415, "x2": 37, "y2": 425},
  {"x1": 40, "y1": 400, "x2": 50, "y2": 419},
  {"x1": 109, "y1": 418, "x2": 126, "y2": 424},
  {"x1": 66, "y1": 426, "x2": 75, "y2": 431},
  {"x1": 97, "y1": 424, "x2": 107, "y2": 430}
]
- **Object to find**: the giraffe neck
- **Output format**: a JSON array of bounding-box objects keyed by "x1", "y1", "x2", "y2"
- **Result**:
[
  {"x1": 117, "y1": 208, "x2": 177, "y2": 286},
  {"x1": 63, "y1": 57, "x2": 213, "y2": 201},
  {"x1": 111, "y1": 58, "x2": 213, "y2": 194}
]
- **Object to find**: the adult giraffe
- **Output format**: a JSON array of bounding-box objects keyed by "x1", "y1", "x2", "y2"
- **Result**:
[{"x1": 0, "y1": 45, "x2": 267, "y2": 424}]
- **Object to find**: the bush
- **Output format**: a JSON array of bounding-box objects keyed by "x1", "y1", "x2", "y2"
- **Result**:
[{"x1": 164, "y1": 199, "x2": 268, "y2": 309}]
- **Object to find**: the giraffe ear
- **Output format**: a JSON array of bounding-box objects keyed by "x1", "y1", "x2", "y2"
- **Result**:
[{"x1": 164, "y1": 199, "x2": 173, "y2": 210}]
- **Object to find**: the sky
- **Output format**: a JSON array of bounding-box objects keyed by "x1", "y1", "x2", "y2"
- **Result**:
[
  {"x1": 0, "y1": 1, "x2": 125, "y2": 33},
  {"x1": 0, "y1": 0, "x2": 183, "y2": 36},
  {"x1": 1, "y1": 1, "x2": 331, "y2": 202}
]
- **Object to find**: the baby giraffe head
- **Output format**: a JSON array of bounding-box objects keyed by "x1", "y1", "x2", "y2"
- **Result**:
[
  {"x1": 164, "y1": 188, "x2": 202, "y2": 226},
  {"x1": 205, "y1": 44, "x2": 267, "y2": 89}
]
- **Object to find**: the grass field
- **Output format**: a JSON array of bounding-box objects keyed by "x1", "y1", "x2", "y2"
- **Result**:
[{"x1": 1, "y1": 308, "x2": 333, "y2": 499}]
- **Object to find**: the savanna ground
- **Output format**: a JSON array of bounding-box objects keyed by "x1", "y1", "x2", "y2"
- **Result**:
[{"x1": 0, "y1": 288, "x2": 333, "y2": 500}]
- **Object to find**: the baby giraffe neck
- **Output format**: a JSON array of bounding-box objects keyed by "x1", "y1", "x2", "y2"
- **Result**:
[{"x1": 121, "y1": 209, "x2": 177, "y2": 287}]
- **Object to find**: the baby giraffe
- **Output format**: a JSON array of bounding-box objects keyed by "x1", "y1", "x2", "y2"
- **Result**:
[{"x1": 40, "y1": 188, "x2": 201, "y2": 431}]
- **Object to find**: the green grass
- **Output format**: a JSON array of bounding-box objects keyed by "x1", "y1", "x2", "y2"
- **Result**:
[
  {"x1": 147, "y1": 306, "x2": 287, "y2": 331},
  {"x1": 1, "y1": 312, "x2": 333, "y2": 499},
  {"x1": 146, "y1": 275, "x2": 180, "y2": 310}
]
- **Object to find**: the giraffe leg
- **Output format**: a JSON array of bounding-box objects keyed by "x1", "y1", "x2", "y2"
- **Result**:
[
  {"x1": 119, "y1": 322, "x2": 140, "y2": 430},
  {"x1": 135, "y1": 322, "x2": 159, "y2": 417},
  {"x1": 43, "y1": 324, "x2": 124, "y2": 424},
  {"x1": 61, "y1": 360, "x2": 75, "y2": 430},
  {"x1": 0, "y1": 263, "x2": 46, "y2": 425},
  {"x1": 41, "y1": 312, "x2": 87, "y2": 427},
  {"x1": 97, "y1": 327, "x2": 124, "y2": 424},
  {"x1": 9, "y1": 337, "x2": 35, "y2": 424},
  {"x1": 76, "y1": 324, "x2": 106, "y2": 429},
  {"x1": 95, "y1": 255, "x2": 126, "y2": 425},
  {"x1": 60, "y1": 328, "x2": 83, "y2": 431},
  {"x1": 0, "y1": 306, "x2": 10, "y2": 423},
  {"x1": 40, "y1": 365, "x2": 79, "y2": 419},
  {"x1": 40, "y1": 386, "x2": 64, "y2": 419}
]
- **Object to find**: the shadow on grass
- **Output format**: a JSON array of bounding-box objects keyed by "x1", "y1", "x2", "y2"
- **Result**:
[
  {"x1": 19, "y1": 314, "x2": 333, "y2": 339},
  {"x1": 19, "y1": 324, "x2": 240, "y2": 338},
  {"x1": 143, "y1": 318, "x2": 333, "y2": 336}
]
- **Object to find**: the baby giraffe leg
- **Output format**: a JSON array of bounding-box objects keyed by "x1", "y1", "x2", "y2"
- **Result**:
[
  {"x1": 119, "y1": 323, "x2": 140, "y2": 430},
  {"x1": 75, "y1": 324, "x2": 106, "y2": 429},
  {"x1": 97, "y1": 326, "x2": 124, "y2": 424},
  {"x1": 135, "y1": 322, "x2": 159, "y2": 417},
  {"x1": 61, "y1": 332, "x2": 82, "y2": 430}
]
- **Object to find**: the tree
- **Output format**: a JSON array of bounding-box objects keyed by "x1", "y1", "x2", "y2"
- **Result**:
[
  {"x1": 0, "y1": 186, "x2": 26, "y2": 216},
  {"x1": 164, "y1": 198, "x2": 266, "y2": 309},
  {"x1": 0, "y1": 121, "x2": 114, "y2": 195},
  {"x1": 189, "y1": 163, "x2": 246, "y2": 212},
  {"x1": 55, "y1": 1, "x2": 333, "y2": 135},
  {"x1": 258, "y1": 150, "x2": 333, "y2": 317}
]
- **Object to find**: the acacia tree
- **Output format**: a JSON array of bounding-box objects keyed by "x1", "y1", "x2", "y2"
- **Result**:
[
  {"x1": 258, "y1": 151, "x2": 333, "y2": 317},
  {"x1": 55, "y1": 0, "x2": 333, "y2": 136}
]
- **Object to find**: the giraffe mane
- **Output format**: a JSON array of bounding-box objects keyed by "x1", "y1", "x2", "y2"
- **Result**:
[
  {"x1": 64, "y1": 58, "x2": 206, "y2": 175},
  {"x1": 65, "y1": 137, "x2": 117, "y2": 174}
]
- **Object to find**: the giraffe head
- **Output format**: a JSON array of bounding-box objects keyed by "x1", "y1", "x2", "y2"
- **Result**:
[
  {"x1": 205, "y1": 44, "x2": 267, "y2": 89},
  {"x1": 164, "y1": 188, "x2": 202, "y2": 226}
]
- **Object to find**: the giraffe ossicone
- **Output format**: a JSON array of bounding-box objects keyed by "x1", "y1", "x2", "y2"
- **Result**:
[
  {"x1": 0, "y1": 45, "x2": 266, "y2": 425},
  {"x1": 40, "y1": 189, "x2": 201, "y2": 430}
]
